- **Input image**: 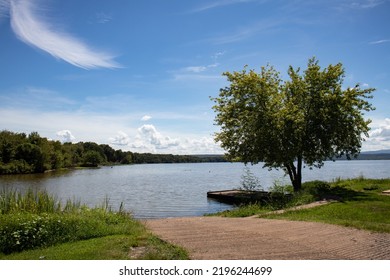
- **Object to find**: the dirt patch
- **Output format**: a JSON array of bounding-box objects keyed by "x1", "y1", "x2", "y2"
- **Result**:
[
  {"x1": 382, "y1": 190, "x2": 390, "y2": 195},
  {"x1": 144, "y1": 216, "x2": 390, "y2": 260},
  {"x1": 128, "y1": 246, "x2": 148, "y2": 259}
]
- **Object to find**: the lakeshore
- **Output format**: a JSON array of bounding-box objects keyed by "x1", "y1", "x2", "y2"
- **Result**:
[
  {"x1": 1, "y1": 161, "x2": 389, "y2": 219},
  {"x1": 1, "y1": 177, "x2": 389, "y2": 260}
]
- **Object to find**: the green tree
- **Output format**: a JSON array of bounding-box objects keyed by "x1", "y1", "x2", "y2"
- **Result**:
[
  {"x1": 0, "y1": 130, "x2": 26, "y2": 164},
  {"x1": 211, "y1": 58, "x2": 375, "y2": 192},
  {"x1": 82, "y1": 150, "x2": 104, "y2": 167},
  {"x1": 15, "y1": 143, "x2": 45, "y2": 173}
]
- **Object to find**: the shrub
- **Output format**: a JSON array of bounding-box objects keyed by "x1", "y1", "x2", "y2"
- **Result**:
[
  {"x1": 0, "y1": 210, "x2": 135, "y2": 254},
  {"x1": 0, "y1": 160, "x2": 34, "y2": 174},
  {"x1": 301, "y1": 180, "x2": 332, "y2": 200},
  {"x1": 240, "y1": 167, "x2": 262, "y2": 191},
  {"x1": 0, "y1": 189, "x2": 136, "y2": 254}
]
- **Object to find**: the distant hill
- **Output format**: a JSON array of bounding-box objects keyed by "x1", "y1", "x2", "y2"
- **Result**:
[
  {"x1": 362, "y1": 149, "x2": 390, "y2": 155},
  {"x1": 330, "y1": 149, "x2": 390, "y2": 160},
  {"x1": 192, "y1": 150, "x2": 390, "y2": 161}
]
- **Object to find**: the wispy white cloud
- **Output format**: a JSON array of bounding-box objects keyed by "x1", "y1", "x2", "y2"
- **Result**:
[
  {"x1": 184, "y1": 66, "x2": 208, "y2": 73},
  {"x1": 190, "y1": 0, "x2": 258, "y2": 13},
  {"x1": 141, "y1": 115, "x2": 152, "y2": 121},
  {"x1": 0, "y1": 86, "x2": 77, "y2": 110},
  {"x1": 8, "y1": 0, "x2": 120, "y2": 69},
  {"x1": 0, "y1": 0, "x2": 10, "y2": 19},
  {"x1": 172, "y1": 73, "x2": 224, "y2": 83},
  {"x1": 349, "y1": 0, "x2": 386, "y2": 9},
  {"x1": 369, "y1": 39, "x2": 390, "y2": 45},
  {"x1": 183, "y1": 64, "x2": 219, "y2": 73},
  {"x1": 95, "y1": 12, "x2": 112, "y2": 24},
  {"x1": 335, "y1": 0, "x2": 387, "y2": 11},
  {"x1": 207, "y1": 19, "x2": 284, "y2": 45},
  {"x1": 181, "y1": 51, "x2": 224, "y2": 73}
]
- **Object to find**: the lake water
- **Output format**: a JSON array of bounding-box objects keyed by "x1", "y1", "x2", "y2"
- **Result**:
[{"x1": 0, "y1": 161, "x2": 389, "y2": 219}]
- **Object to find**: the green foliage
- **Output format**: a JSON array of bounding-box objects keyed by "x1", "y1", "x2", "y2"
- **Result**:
[
  {"x1": 82, "y1": 150, "x2": 105, "y2": 167},
  {"x1": 0, "y1": 130, "x2": 133, "y2": 174},
  {"x1": 0, "y1": 189, "x2": 137, "y2": 254},
  {"x1": 0, "y1": 189, "x2": 189, "y2": 259},
  {"x1": 0, "y1": 210, "x2": 140, "y2": 254},
  {"x1": 211, "y1": 57, "x2": 375, "y2": 191}
]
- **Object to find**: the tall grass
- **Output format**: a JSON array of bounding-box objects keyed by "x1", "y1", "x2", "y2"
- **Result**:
[
  {"x1": 0, "y1": 188, "x2": 82, "y2": 214},
  {"x1": 0, "y1": 188, "x2": 132, "y2": 254}
]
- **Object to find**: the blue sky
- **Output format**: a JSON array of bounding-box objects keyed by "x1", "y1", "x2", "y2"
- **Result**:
[{"x1": 0, "y1": 0, "x2": 389, "y2": 154}]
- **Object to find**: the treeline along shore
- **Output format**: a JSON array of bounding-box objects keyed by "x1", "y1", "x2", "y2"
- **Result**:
[
  {"x1": 1, "y1": 130, "x2": 389, "y2": 175},
  {"x1": 0, "y1": 130, "x2": 226, "y2": 175}
]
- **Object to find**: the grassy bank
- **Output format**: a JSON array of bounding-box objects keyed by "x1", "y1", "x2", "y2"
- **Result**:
[
  {"x1": 210, "y1": 178, "x2": 390, "y2": 233},
  {"x1": 0, "y1": 189, "x2": 188, "y2": 260}
]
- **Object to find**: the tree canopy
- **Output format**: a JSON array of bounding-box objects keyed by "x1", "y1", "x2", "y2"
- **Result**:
[{"x1": 211, "y1": 57, "x2": 375, "y2": 192}]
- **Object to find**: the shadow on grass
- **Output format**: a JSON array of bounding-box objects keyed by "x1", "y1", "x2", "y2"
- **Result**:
[{"x1": 300, "y1": 180, "x2": 372, "y2": 202}]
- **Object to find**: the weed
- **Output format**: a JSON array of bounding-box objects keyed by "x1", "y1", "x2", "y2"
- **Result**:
[{"x1": 240, "y1": 167, "x2": 263, "y2": 191}]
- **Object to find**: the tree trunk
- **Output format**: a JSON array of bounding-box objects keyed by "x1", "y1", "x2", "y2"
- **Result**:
[
  {"x1": 295, "y1": 155, "x2": 302, "y2": 192},
  {"x1": 284, "y1": 158, "x2": 302, "y2": 192}
]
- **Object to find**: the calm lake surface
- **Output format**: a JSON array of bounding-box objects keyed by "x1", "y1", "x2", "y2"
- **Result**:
[{"x1": 1, "y1": 161, "x2": 389, "y2": 219}]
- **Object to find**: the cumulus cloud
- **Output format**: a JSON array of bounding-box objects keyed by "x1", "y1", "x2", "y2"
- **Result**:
[
  {"x1": 364, "y1": 118, "x2": 390, "y2": 151},
  {"x1": 6, "y1": 0, "x2": 120, "y2": 69},
  {"x1": 0, "y1": 106, "x2": 224, "y2": 153},
  {"x1": 128, "y1": 124, "x2": 223, "y2": 154},
  {"x1": 179, "y1": 137, "x2": 223, "y2": 154},
  {"x1": 369, "y1": 118, "x2": 390, "y2": 139},
  {"x1": 56, "y1": 130, "x2": 75, "y2": 143},
  {"x1": 136, "y1": 124, "x2": 180, "y2": 150},
  {"x1": 141, "y1": 115, "x2": 152, "y2": 121},
  {"x1": 109, "y1": 131, "x2": 131, "y2": 146}
]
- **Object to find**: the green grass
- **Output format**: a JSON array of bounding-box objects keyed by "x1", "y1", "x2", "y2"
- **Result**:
[
  {"x1": 0, "y1": 235, "x2": 188, "y2": 260},
  {"x1": 211, "y1": 178, "x2": 390, "y2": 233},
  {"x1": 0, "y1": 189, "x2": 188, "y2": 260},
  {"x1": 206, "y1": 203, "x2": 270, "y2": 217}
]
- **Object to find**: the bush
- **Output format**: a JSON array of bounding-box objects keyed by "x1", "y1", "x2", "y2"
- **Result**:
[
  {"x1": 0, "y1": 214, "x2": 66, "y2": 253},
  {"x1": 0, "y1": 160, "x2": 34, "y2": 174},
  {"x1": 240, "y1": 167, "x2": 262, "y2": 191},
  {"x1": 0, "y1": 189, "x2": 137, "y2": 255},
  {"x1": 0, "y1": 210, "x2": 135, "y2": 254},
  {"x1": 301, "y1": 180, "x2": 332, "y2": 199}
]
